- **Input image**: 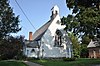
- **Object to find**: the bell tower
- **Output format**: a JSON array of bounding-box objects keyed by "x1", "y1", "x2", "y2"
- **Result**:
[{"x1": 51, "y1": 5, "x2": 59, "y2": 19}]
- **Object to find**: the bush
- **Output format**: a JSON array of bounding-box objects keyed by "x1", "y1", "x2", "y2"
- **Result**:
[
  {"x1": 63, "y1": 57, "x2": 76, "y2": 61},
  {"x1": 74, "y1": 55, "x2": 80, "y2": 58},
  {"x1": 14, "y1": 55, "x2": 27, "y2": 60},
  {"x1": 0, "y1": 57, "x2": 1, "y2": 61},
  {"x1": 0, "y1": 36, "x2": 23, "y2": 60}
]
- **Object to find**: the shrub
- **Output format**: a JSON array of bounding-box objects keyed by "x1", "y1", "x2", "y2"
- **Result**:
[
  {"x1": 14, "y1": 55, "x2": 27, "y2": 60},
  {"x1": 0, "y1": 37, "x2": 23, "y2": 60},
  {"x1": 63, "y1": 57, "x2": 76, "y2": 61}
]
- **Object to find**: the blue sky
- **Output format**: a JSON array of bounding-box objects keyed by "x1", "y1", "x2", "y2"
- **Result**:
[{"x1": 9, "y1": 0, "x2": 71, "y2": 39}]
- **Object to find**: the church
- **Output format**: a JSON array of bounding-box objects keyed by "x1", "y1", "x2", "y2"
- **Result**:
[{"x1": 23, "y1": 5, "x2": 73, "y2": 58}]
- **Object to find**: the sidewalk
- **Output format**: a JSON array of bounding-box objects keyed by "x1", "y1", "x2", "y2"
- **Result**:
[
  {"x1": 4, "y1": 60, "x2": 43, "y2": 66},
  {"x1": 23, "y1": 61, "x2": 43, "y2": 66}
]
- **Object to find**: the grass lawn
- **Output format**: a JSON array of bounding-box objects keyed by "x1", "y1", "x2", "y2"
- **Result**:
[
  {"x1": 0, "y1": 61, "x2": 27, "y2": 66},
  {"x1": 31, "y1": 58, "x2": 100, "y2": 66}
]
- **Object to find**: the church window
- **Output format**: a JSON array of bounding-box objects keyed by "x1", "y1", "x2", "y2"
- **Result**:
[
  {"x1": 56, "y1": 20, "x2": 60, "y2": 24},
  {"x1": 55, "y1": 10, "x2": 58, "y2": 15},
  {"x1": 54, "y1": 30, "x2": 63, "y2": 47}
]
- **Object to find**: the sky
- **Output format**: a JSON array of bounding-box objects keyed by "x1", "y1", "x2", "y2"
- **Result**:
[{"x1": 9, "y1": 0, "x2": 71, "y2": 40}]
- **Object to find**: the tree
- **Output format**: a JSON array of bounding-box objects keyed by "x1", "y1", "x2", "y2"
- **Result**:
[
  {"x1": 61, "y1": 0, "x2": 100, "y2": 58},
  {"x1": 61, "y1": 0, "x2": 100, "y2": 39},
  {"x1": 61, "y1": 15, "x2": 80, "y2": 36},
  {"x1": 66, "y1": 0, "x2": 100, "y2": 13},
  {"x1": 0, "y1": 36, "x2": 23, "y2": 60},
  {"x1": 81, "y1": 35, "x2": 91, "y2": 45},
  {"x1": 80, "y1": 44, "x2": 89, "y2": 58},
  {"x1": 76, "y1": 7, "x2": 100, "y2": 38},
  {"x1": 80, "y1": 35, "x2": 91, "y2": 58},
  {"x1": 0, "y1": 0, "x2": 22, "y2": 60},
  {"x1": 68, "y1": 33, "x2": 81, "y2": 58},
  {"x1": 0, "y1": 0, "x2": 21, "y2": 39}
]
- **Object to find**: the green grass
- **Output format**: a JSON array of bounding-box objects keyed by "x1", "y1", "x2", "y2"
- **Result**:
[
  {"x1": 31, "y1": 58, "x2": 100, "y2": 66},
  {"x1": 0, "y1": 61, "x2": 27, "y2": 66}
]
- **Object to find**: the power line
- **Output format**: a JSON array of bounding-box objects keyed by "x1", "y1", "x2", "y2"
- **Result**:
[
  {"x1": 14, "y1": 0, "x2": 49, "y2": 44},
  {"x1": 14, "y1": 0, "x2": 36, "y2": 30}
]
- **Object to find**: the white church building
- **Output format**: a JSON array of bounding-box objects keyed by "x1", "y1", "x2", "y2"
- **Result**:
[{"x1": 23, "y1": 5, "x2": 73, "y2": 58}]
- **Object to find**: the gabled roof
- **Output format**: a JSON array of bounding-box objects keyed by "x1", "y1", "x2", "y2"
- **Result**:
[
  {"x1": 87, "y1": 39, "x2": 100, "y2": 48},
  {"x1": 87, "y1": 40, "x2": 96, "y2": 48},
  {"x1": 32, "y1": 5, "x2": 60, "y2": 41},
  {"x1": 32, "y1": 20, "x2": 52, "y2": 41},
  {"x1": 25, "y1": 40, "x2": 39, "y2": 48}
]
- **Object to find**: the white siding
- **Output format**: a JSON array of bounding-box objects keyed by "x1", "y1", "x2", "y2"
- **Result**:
[
  {"x1": 25, "y1": 47, "x2": 38, "y2": 58},
  {"x1": 40, "y1": 14, "x2": 69, "y2": 58}
]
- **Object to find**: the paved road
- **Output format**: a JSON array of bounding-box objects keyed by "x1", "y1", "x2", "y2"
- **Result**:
[{"x1": 23, "y1": 61, "x2": 43, "y2": 66}]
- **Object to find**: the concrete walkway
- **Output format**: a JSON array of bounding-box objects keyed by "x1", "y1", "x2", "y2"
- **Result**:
[
  {"x1": 23, "y1": 61, "x2": 43, "y2": 66},
  {"x1": 4, "y1": 60, "x2": 43, "y2": 66},
  {"x1": 94, "y1": 65, "x2": 100, "y2": 66}
]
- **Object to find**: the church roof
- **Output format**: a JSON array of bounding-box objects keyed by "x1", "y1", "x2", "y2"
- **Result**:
[
  {"x1": 32, "y1": 5, "x2": 60, "y2": 41},
  {"x1": 25, "y1": 40, "x2": 39, "y2": 48},
  {"x1": 32, "y1": 20, "x2": 52, "y2": 41}
]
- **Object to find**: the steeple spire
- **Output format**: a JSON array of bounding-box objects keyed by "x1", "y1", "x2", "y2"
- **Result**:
[{"x1": 51, "y1": 5, "x2": 59, "y2": 19}]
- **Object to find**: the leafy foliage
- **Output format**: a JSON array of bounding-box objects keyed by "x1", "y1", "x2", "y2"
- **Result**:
[
  {"x1": 61, "y1": 9, "x2": 100, "y2": 38},
  {"x1": 66, "y1": 0, "x2": 100, "y2": 13},
  {"x1": 80, "y1": 44, "x2": 89, "y2": 58},
  {"x1": 62, "y1": 0, "x2": 100, "y2": 38},
  {"x1": 0, "y1": 36, "x2": 23, "y2": 60},
  {"x1": 61, "y1": 0, "x2": 100, "y2": 58},
  {"x1": 81, "y1": 35, "x2": 91, "y2": 45},
  {"x1": 68, "y1": 33, "x2": 81, "y2": 58},
  {"x1": 61, "y1": 15, "x2": 80, "y2": 35},
  {"x1": 63, "y1": 57, "x2": 76, "y2": 61},
  {"x1": 76, "y1": 7, "x2": 100, "y2": 37},
  {"x1": 0, "y1": 0, "x2": 21, "y2": 39}
]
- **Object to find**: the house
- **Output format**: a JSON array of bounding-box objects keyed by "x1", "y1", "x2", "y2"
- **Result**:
[
  {"x1": 87, "y1": 38, "x2": 100, "y2": 58},
  {"x1": 23, "y1": 5, "x2": 73, "y2": 58}
]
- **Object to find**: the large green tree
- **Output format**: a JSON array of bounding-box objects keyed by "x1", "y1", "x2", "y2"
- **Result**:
[
  {"x1": 66, "y1": 0, "x2": 100, "y2": 13},
  {"x1": 61, "y1": 0, "x2": 100, "y2": 38},
  {"x1": 0, "y1": 0, "x2": 21, "y2": 39},
  {"x1": 61, "y1": 0, "x2": 100, "y2": 58}
]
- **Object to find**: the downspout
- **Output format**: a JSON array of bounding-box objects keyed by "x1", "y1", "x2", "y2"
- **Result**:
[{"x1": 37, "y1": 40, "x2": 42, "y2": 59}]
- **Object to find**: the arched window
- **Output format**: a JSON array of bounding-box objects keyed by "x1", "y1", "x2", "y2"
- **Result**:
[
  {"x1": 54, "y1": 30, "x2": 63, "y2": 47},
  {"x1": 31, "y1": 49, "x2": 35, "y2": 53},
  {"x1": 55, "y1": 10, "x2": 58, "y2": 15},
  {"x1": 56, "y1": 20, "x2": 60, "y2": 24}
]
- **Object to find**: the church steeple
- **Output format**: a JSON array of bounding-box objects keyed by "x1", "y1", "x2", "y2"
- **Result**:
[{"x1": 51, "y1": 5, "x2": 59, "y2": 19}]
